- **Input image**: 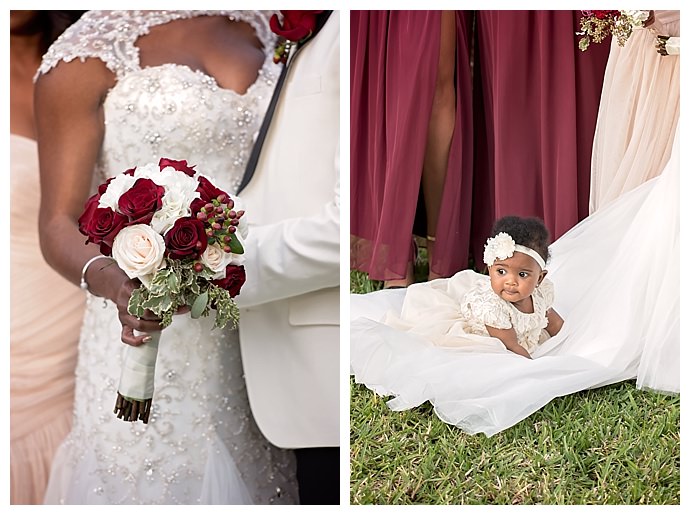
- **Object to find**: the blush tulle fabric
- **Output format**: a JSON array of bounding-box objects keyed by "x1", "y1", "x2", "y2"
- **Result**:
[
  {"x1": 589, "y1": 10, "x2": 679, "y2": 212},
  {"x1": 351, "y1": 126, "x2": 679, "y2": 436}
]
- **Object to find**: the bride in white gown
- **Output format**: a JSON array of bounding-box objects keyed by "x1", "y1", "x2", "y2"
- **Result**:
[
  {"x1": 351, "y1": 123, "x2": 679, "y2": 437},
  {"x1": 35, "y1": 11, "x2": 297, "y2": 504}
]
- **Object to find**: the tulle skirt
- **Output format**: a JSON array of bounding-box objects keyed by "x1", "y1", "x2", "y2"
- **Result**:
[{"x1": 351, "y1": 128, "x2": 679, "y2": 436}]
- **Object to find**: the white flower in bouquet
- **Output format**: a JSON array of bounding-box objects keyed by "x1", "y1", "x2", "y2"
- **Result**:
[
  {"x1": 131, "y1": 162, "x2": 161, "y2": 180},
  {"x1": 621, "y1": 10, "x2": 650, "y2": 28},
  {"x1": 98, "y1": 173, "x2": 137, "y2": 211},
  {"x1": 151, "y1": 170, "x2": 201, "y2": 233},
  {"x1": 111, "y1": 224, "x2": 166, "y2": 287}
]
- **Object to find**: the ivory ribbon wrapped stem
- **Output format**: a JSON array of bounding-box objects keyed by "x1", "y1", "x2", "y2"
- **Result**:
[{"x1": 114, "y1": 331, "x2": 161, "y2": 423}]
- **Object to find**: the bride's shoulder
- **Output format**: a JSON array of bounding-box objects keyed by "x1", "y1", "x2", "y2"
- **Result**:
[
  {"x1": 35, "y1": 10, "x2": 143, "y2": 81},
  {"x1": 221, "y1": 10, "x2": 278, "y2": 51}
]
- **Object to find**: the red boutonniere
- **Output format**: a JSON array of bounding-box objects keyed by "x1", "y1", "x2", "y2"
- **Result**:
[{"x1": 270, "y1": 10, "x2": 324, "y2": 64}]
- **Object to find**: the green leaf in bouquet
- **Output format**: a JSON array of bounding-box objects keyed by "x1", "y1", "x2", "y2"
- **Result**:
[
  {"x1": 142, "y1": 293, "x2": 173, "y2": 314},
  {"x1": 228, "y1": 232, "x2": 244, "y2": 254},
  {"x1": 148, "y1": 268, "x2": 173, "y2": 295},
  {"x1": 128, "y1": 287, "x2": 147, "y2": 318},
  {"x1": 166, "y1": 269, "x2": 181, "y2": 294},
  {"x1": 191, "y1": 290, "x2": 209, "y2": 319},
  {"x1": 209, "y1": 285, "x2": 240, "y2": 329},
  {"x1": 161, "y1": 310, "x2": 174, "y2": 328}
]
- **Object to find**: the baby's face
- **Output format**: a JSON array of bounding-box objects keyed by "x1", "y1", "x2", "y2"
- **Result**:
[{"x1": 488, "y1": 252, "x2": 544, "y2": 306}]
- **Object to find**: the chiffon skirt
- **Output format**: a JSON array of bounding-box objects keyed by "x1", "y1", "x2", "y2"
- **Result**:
[{"x1": 351, "y1": 127, "x2": 679, "y2": 436}]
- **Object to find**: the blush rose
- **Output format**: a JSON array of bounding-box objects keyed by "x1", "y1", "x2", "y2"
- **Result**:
[{"x1": 112, "y1": 224, "x2": 166, "y2": 287}]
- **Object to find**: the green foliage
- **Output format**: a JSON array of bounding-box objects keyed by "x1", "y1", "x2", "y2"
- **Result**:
[
  {"x1": 127, "y1": 259, "x2": 239, "y2": 329},
  {"x1": 350, "y1": 269, "x2": 680, "y2": 505}
]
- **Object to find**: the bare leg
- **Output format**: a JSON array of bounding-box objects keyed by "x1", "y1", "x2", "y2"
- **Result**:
[{"x1": 423, "y1": 10, "x2": 456, "y2": 280}]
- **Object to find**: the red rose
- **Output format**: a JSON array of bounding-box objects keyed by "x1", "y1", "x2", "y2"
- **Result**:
[
  {"x1": 164, "y1": 217, "x2": 208, "y2": 260},
  {"x1": 212, "y1": 265, "x2": 246, "y2": 298},
  {"x1": 78, "y1": 201, "x2": 127, "y2": 257},
  {"x1": 269, "y1": 10, "x2": 323, "y2": 42},
  {"x1": 196, "y1": 176, "x2": 230, "y2": 204},
  {"x1": 118, "y1": 178, "x2": 165, "y2": 225},
  {"x1": 190, "y1": 198, "x2": 207, "y2": 216},
  {"x1": 159, "y1": 157, "x2": 196, "y2": 177}
]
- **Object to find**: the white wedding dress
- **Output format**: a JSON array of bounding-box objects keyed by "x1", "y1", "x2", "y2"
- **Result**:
[
  {"x1": 351, "y1": 125, "x2": 679, "y2": 437},
  {"x1": 38, "y1": 11, "x2": 298, "y2": 504}
]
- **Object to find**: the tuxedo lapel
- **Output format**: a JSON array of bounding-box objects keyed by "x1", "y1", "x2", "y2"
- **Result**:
[{"x1": 237, "y1": 11, "x2": 333, "y2": 195}]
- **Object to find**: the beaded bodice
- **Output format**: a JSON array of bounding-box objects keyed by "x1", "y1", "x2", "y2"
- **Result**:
[{"x1": 36, "y1": 10, "x2": 281, "y2": 194}]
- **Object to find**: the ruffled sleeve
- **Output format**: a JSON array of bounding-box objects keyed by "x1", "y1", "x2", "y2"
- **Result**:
[
  {"x1": 535, "y1": 278, "x2": 555, "y2": 310},
  {"x1": 35, "y1": 10, "x2": 136, "y2": 80},
  {"x1": 460, "y1": 279, "x2": 512, "y2": 330}
]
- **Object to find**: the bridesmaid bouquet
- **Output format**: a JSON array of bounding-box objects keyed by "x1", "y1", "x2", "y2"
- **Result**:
[
  {"x1": 577, "y1": 10, "x2": 650, "y2": 51},
  {"x1": 78, "y1": 158, "x2": 247, "y2": 423}
]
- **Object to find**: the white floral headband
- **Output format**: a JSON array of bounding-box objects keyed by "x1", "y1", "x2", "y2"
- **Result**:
[{"x1": 483, "y1": 232, "x2": 546, "y2": 270}]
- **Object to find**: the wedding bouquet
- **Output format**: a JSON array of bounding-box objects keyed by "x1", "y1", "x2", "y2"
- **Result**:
[
  {"x1": 577, "y1": 10, "x2": 650, "y2": 51},
  {"x1": 78, "y1": 158, "x2": 247, "y2": 423}
]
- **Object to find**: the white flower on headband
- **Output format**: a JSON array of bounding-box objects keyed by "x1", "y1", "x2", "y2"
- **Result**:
[
  {"x1": 483, "y1": 232, "x2": 516, "y2": 267},
  {"x1": 483, "y1": 232, "x2": 547, "y2": 270}
]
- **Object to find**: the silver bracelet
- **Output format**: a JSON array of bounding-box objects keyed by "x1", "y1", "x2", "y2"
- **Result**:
[{"x1": 80, "y1": 255, "x2": 114, "y2": 291}]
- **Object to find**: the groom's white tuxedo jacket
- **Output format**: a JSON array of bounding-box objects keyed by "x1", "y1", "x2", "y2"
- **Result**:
[{"x1": 235, "y1": 12, "x2": 339, "y2": 449}]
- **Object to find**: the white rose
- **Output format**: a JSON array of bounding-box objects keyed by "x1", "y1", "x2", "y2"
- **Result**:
[
  {"x1": 98, "y1": 173, "x2": 137, "y2": 212},
  {"x1": 200, "y1": 243, "x2": 235, "y2": 280},
  {"x1": 112, "y1": 224, "x2": 166, "y2": 288}
]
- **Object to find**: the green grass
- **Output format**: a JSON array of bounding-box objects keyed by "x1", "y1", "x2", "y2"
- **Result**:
[{"x1": 349, "y1": 270, "x2": 680, "y2": 505}]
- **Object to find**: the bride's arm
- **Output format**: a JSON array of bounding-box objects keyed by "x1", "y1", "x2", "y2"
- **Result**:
[{"x1": 35, "y1": 58, "x2": 160, "y2": 345}]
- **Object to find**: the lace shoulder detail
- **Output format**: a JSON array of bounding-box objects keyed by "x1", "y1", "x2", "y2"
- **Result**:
[
  {"x1": 36, "y1": 10, "x2": 277, "y2": 81},
  {"x1": 460, "y1": 278, "x2": 512, "y2": 330}
]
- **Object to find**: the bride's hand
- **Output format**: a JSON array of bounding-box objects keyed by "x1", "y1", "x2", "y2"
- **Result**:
[
  {"x1": 114, "y1": 277, "x2": 164, "y2": 347},
  {"x1": 84, "y1": 258, "x2": 162, "y2": 346}
]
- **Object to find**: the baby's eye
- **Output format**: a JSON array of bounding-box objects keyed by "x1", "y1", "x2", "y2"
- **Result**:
[
  {"x1": 519, "y1": 271, "x2": 529, "y2": 278},
  {"x1": 496, "y1": 268, "x2": 506, "y2": 275}
]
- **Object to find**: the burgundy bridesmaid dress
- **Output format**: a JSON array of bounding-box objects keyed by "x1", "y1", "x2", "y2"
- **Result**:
[
  {"x1": 350, "y1": 10, "x2": 474, "y2": 280},
  {"x1": 470, "y1": 10, "x2": 610, "y2": 262}
]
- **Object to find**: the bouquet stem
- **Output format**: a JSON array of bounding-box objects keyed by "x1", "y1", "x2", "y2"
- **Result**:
[{"x1": 114, "y1": 331, "x2": 161, "y2": 423}]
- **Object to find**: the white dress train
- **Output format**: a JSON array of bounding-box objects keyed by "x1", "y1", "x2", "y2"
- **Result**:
[{"x1": 351, "y1": 125, "x2": 679, "y2": 436}]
